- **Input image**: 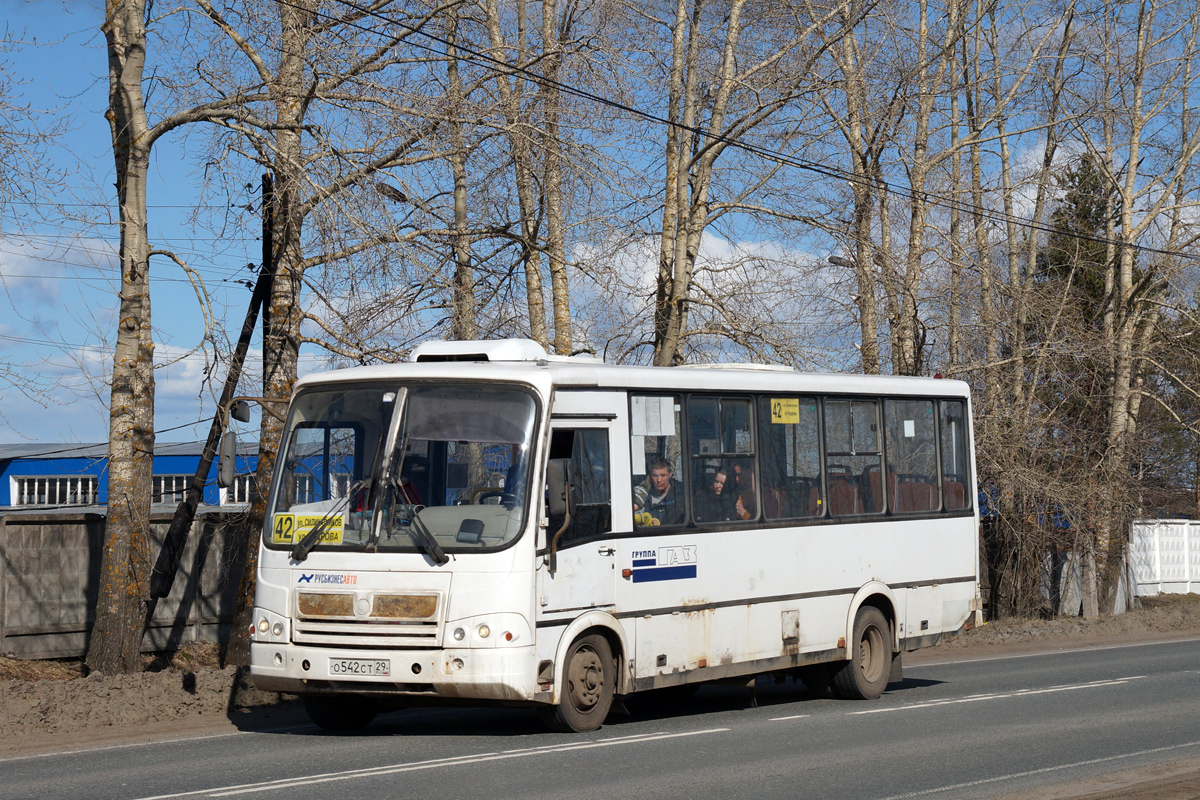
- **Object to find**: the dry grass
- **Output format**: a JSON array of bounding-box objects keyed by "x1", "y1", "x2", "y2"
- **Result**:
[
  {"x1": 1138, "y1": 593, "x2": 1200, "y2": 610},
  {"x1": 0, "y1": 657, "x2": 83, "y2": 682},
  {"x1": 0, "y1": 643, "x2": 224, "y2": 682}
]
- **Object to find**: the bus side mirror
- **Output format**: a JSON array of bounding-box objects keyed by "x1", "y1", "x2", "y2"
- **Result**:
[
  {"x1": 547, "y1": 459, "x2": 574, "y2": 517},
  {"x1": 218, "y1": 431, "x2": 238, "y2": 488}
]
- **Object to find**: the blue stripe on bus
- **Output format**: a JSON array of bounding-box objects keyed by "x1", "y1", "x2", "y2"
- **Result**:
[
  {"x1": 632, "y1": 565, "x2": 697, "y2": 583},
  {"x1": 632, "y1": 558, "x2": 657, "y2": 567}
]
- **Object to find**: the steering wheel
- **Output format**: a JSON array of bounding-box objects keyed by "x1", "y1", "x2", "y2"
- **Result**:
[{"x1": 472, "y1": 488, "x2": 518, "y2": 505}]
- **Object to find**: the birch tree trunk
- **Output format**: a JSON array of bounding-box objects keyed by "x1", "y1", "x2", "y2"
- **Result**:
[
  {"x1": 89, "y1": 0, "x2": 156, "y2": 675},
  {"x1": 894, "y1": 0, "x2": 960, "y2": 376},
  {"x1": 227, "y1": 0, "x2": 313, "y2": 667},
  {"x1": 651, "y1": 0, "x2": 841, "y2": 365},
  {"x1": 541, "y1": 0, "x2": 572, "y2": 355},
  {"x1": 447, "y1": 8, "x2": 476, "y2": 341},
  {"x1": 485, "y1": 0, "x2": 549, "y2": 348}
]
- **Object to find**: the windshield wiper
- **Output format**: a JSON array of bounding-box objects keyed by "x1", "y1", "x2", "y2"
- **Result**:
[
  {"x1": 290, "y1": 479, "x2": 368, "y2": 562},
  {"x1": 408, "y1": 508, "x2": 449, "y2": 565}
]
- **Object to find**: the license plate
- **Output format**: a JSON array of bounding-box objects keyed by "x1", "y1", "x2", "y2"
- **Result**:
[{"x1": 329, "y1": 658, "x2": 390, "y2": 677}]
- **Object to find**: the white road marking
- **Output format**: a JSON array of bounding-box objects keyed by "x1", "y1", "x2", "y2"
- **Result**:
[
  {"x1": 873, "y1": 739, "x2": 1200, "y2": 799},
  {"x1": 911, "y1": 635, "x2": 1200, "y2": 667},
  {"x1": 0, "y1": 727, "x2": 307, "y2": 764},
  {"x1": 769, "y1": 714, "x2": 811, "y2": 721},
  {"x1": 851, "y1": 676, "x2": 1147, "y2": 715},
  {"x1": 129, "y1": 727, "x2": 730, "y2": 799}
]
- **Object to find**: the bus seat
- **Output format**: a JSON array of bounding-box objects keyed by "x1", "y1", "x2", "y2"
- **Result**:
[
  {"x1": 789, "y1": 477, "x2": 818, "y2": 517},
  {"x1": 896, "y1": 479, "x2": 935, "y2": 512},
  {"x1": 828, "y1": 476, "x2": 861, "y2": 515},
  {"x1": 944, "y1": 479, "x2": 966, "y2": 510},
  {"x1": 764, "y1": 486, "x2": 786, "y2": 519},
  {"x1": 862, "y1": 464, "x2": 885, "y2": 513}
]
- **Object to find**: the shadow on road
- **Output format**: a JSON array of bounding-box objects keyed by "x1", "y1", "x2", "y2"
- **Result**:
[{"x1": 248, "y1": 670, "x2": 949, "y2": 740}]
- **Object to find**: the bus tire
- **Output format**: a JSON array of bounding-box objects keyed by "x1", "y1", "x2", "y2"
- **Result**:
[
  {"x1": 302, "y1": 695, "x2": 378, "y2": 731},
  {"x1": 832, "y1": 606, "x2": 891, "y2": 700},
  {"x1": 538, "y1": 634, "x2": 615, "y2": 733}
]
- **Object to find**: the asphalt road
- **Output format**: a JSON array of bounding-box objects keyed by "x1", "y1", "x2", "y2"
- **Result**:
[{"x1": 3, "y1": 638, "x2": 1199, "y2": 800}]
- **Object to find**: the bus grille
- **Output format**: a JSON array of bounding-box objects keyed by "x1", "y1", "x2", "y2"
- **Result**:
[{"x1": 292, "y1": 619, "x2": 441, "y2": 648}]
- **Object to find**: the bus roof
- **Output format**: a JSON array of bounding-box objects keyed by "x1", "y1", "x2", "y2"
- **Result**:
[{"x1": 294, "y1": 339, "x2": 970, "y2": 399}]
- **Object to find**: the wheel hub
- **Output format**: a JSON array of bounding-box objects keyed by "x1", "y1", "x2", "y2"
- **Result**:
[{"x1": 569, "y1": 649, "x2": 604, "y2": 709}]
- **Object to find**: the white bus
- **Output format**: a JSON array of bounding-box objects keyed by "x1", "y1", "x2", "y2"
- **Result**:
[{"x1": 244, "y1": 338, "x2": 981, "y2": 732}]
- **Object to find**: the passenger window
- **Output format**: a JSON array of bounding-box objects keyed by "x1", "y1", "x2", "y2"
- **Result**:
[
  {"x1": 688, "y1": 396, "x2": 757, "y2": 523},
  {"x1": 547, "y1": 428, "x2": 612, "y2": 541},
  {"x1": 884, "y1": 399, "x2": 938, "y2": 513},
  {"x1": 824, "y1": 399, "x2": 883, "y2": 515},
  {"x1": 758, "y1": 397, "x2": 822, "y2": 519},
  {"x1": 631, "y1": 395, "x2": 686, "y2": 528},
  {"x1": 939, "y1": 400, "x2": 971, "y2": 511}
]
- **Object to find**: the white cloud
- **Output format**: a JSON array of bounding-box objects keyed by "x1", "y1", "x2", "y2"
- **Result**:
[
  {"x1": 568, "y1": 231, "x2": 848, "y2": 366},
  {"x1": 0, "y1": 234, "x2": 117, "y2": 311}
]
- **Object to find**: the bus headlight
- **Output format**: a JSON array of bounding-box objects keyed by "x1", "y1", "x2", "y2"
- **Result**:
[
  {"x1": 446, "y1": 614, "x2": 530, "y2": 648},
  {"x1": 251, "y1": 608, "x2": 289, "y2": 642}
]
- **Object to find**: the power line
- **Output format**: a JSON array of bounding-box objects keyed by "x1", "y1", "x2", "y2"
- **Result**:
[
  {"x1": 11, "y1": 230, "x2": 259, "y2": 244},
  {"x1": 0, "y1": 421, "x2": 218, "y2": 460},
  {"x1": 0, "y1": 246, "x2": 255, "y2": 282},
  {"x1": 308, "y1": 0, "x2": 1200, "y2": 265},
  {"x1": 2, "y1": 199, "x2": 242, "y2": 209}
]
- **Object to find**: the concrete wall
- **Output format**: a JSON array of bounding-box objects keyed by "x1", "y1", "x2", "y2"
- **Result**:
[
  {"x1": 0, "y1": 510, "x2": 248, "y2": 659},
  {"x1": 1131, "y1": 519, "x2": 1200, "y2": 596}
]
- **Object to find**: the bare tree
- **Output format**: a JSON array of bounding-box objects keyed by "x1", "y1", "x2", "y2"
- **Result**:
[
  {"x1": 638, "y1": 0, "x2": 853, "y2": 366},
  {"x1": 1084, "y1": 0, "x2": 1200, "y2": 612},
  {"x1": 90, "y1": 0, "x2": 254, "y2": 674}
]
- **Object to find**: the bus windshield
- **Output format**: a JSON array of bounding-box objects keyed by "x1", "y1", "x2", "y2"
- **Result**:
[{"x1": 267, "y1": 382, "x2": 538, "y2": 555}]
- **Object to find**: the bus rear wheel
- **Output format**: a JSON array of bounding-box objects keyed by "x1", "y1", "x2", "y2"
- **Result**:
[
  {"x1": 832, "y1": 606, "x2": 892, "y2": 700},
  {"x1": 538, "y1": 634, "x2": 615, "y2": 733},
  {"x1": 302, "y1": 695, "x2": 378, "y2": 731}
]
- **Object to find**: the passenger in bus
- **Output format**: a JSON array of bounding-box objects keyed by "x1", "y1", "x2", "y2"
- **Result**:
[
  {"x1": 633, "y1": 458, "x2": 685, "y2": 525},
  {"x1": 693, "y1": 468, "x2": 735, "y2": 522},
  {"x1": 733, "y1": 461, "x2": 758, "y2": 520}
]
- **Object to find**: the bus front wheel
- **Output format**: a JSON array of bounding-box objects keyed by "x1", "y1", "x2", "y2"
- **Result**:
[
  {"x1": 538, "y1": 634, "x2": 615, "y2": 733},
  {"x1": 302, "y1": 695, "x2": 378, "y2": 731},
  {"x1": 832, "y1": 606, "x2": 892, "y2": 700}
]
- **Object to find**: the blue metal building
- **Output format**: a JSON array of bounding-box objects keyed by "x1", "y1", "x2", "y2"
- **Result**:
[{"x1": 0, "y1": 442, "x2": 258, "y2": 508}]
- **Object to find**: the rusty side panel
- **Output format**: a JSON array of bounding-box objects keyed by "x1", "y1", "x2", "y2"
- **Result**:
[
  {"x1": 372, "y1": 594, "x2": 438, "y2": 619},
  {"x1": 297, "y1": 592, "x2": 354, "y2": 618}
]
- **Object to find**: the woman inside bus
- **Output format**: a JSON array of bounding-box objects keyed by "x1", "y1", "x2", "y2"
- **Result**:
[
  {"x1": 732, "y1": 460, "x2": 758, "y2": 520},
  {"x1": 693, "y1": 467, "x2": 735, "y2": 522}
]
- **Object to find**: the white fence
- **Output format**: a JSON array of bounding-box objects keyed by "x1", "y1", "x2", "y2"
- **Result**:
[{"x1": 1130, "y1": 519, "x2": 1200, "y2": 596}]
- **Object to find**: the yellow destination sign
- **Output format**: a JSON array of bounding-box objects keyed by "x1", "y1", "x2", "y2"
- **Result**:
[
  {"x1": 770, "y1": 397, "x2": 800, "y2": 424},
  {"x1": 271, "y1": 514, "x2": 344, "y2": 545}
]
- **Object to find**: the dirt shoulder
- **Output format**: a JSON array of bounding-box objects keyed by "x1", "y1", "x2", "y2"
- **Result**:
[
  {"x1": 909, "y1": 592, "x2": 1200, "y2": 663},
  {"x1": 3, "y1": 595, "x2": 1200, "y2": 786}
]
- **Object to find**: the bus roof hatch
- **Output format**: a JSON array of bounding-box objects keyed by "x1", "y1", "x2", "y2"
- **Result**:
[{"x1": 410, "y1": 338, "x2": 549, "y2": 363}]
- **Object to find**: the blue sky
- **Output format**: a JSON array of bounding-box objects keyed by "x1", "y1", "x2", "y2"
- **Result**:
[
  {"x1": 0, "y1": 0, "x2": 866, "y2": 449},
  {"x1": 0, "y1": 1, "x2": 282, "y2": 444}
]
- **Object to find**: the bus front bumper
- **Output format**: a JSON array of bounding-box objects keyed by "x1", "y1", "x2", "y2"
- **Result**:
[{"x1": 249, "y1": 642, "x2": 538, "y2": 702}]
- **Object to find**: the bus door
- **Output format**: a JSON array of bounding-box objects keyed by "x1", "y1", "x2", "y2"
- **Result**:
[{"x1": 537, "y1": 398, "x2": 626, "y2": 617}]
